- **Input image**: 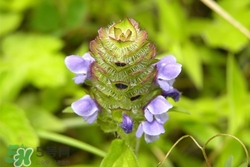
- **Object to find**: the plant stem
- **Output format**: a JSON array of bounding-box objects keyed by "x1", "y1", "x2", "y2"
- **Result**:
[{"x1": 157, "y1": 135, "x2": 212, "y2": 167}]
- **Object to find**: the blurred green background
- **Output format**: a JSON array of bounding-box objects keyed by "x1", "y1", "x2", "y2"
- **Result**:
[{"x1": 0, "y1": 0, "x2": 249, "y2": 166}]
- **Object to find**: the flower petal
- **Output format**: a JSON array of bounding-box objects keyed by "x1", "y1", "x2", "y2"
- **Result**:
[
  {"x1": 157, "y1": 56, "x2": 177, "y2": 68},
  {"x1": 65, "y1": 55, "x2": 88, "y2": 74},
  {"x1": 84, "y1": 111, "x2": 99, "y2": 124},
  {"x1": 144, "y1": 134, "x2": 160, "y2": 143},
  {"x1": 73, "y1": 74, "x2": 87, "y2": 84},
  {"x1": 71, "y1": 95, "x2": 99, "y2": 117},
  {"x1": 142, "y1": 120, "x2": 165, "y2": 136},
  {"x1": 157, "y1": 79, "x2": 171, "y2": 92},
  {"x1": 157, "y1": 63, "x2": 182, "y2": 81},
  {"x1": 144, "y1": 109, "x2": 154, "y2": 122},
  {"x1": 82, "y1": 52, "x2": 95, "y2": 62},
  {"x1": 155, "y1": 113, "x2": 169, "y2": 124},
  {"x1": 147, "y1": 96, "x2": 172, "y2": 115},
  {"x1": 136, "y1": 123, "x2": 144, "y2": 138}
]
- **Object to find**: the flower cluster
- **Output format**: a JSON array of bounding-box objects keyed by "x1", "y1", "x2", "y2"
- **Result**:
[
  {"x1": 65, "y1": 53, "x2": 181, "y2": 143},
  {"x1": 135, "y1": 55, "x2": 182, "y2": 143},
  {"x1": 65, "y1": 19, "x2": 181, "y2": 143}
]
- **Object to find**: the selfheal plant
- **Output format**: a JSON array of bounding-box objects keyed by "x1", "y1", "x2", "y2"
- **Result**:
[{"x1": 65, "y1": 18, "x2": 181, "y2": 143}]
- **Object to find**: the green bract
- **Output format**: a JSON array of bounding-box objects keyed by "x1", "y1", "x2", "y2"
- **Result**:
[{"x1": 89, "y1": 18, "x2": 161, "y2": 130}]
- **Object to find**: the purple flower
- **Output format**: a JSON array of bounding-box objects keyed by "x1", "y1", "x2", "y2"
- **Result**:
[
  {"x1": 71, "y1": 95, "x2": 100, "y2": 124},
  {"x1": 144, "y1": 96, "x2": 172, "y2": 124},
  {"x1": 65, "y1": 53, "x2": 95, "y2": 84},
  {"x1": 120, "y1": 114, "x2": 134, "y2": 133},
  {"x1": 156, "y1": 56, "x2": 182, "y2": 92},
  {"x1": 162, "y1": 88, "x2": 181, "y2": 102},
  {"x1": 136, "y1": 120, "x2": 165, "y2": 143}
]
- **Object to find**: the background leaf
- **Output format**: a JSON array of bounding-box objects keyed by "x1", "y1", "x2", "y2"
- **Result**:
[
  {"x1": 100, "y1": 139, "x2": 139, "y2": 167},
  {"x1": 0, "y1": 104, "x2": 39, "y2": 148}
]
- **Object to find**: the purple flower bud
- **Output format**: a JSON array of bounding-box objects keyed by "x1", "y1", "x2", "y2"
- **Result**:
[
  {"x1": 120, "y1": 114, "x2": 134, "y2": 133},
  {"x1": 156, "y1": 56, "x2": 182, "y2": 92},
  {"x1": 144, "y1": 95, "x2": 172, "y2": 124},
  {"x1": 71, "y1": 95, "x2": 100, "y2": 124},
  {"x1": 162, "y1": 88, "x2": 181, "y2": 102},
  {"x1": 65, "y1": 53, "x2": 95, "y2": 84},
  {"x1": 136, "y1": 120, "x2": 165, "y2": 143}
]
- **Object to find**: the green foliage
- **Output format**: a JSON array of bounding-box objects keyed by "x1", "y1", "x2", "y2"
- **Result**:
[
  {"x1": 100, "y1": 139, "x2": 139, "y2": 167},
  {"x1": 0, "y1": 0, "x2": 249, "y2": 166},
  {"x1": 0, "y1": 104, "x2": 38, "y2": 148},
  {"x1": 224, "y1": 155, "x2": 233, "y2": 167}
]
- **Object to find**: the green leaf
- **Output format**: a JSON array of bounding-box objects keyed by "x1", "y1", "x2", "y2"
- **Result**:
[
  {"x1": 0, "y1": 104, "x2": 39, "y2": 148},
  {"x1": 202, "y1": 19, "x2": 248, "y2": 52},
  {"x1": 25, "y1": 107, "x2": 65, "y2": 132},
  {"x1": 169, "y1": 106, "x2": 190, "y2": 114},
  {"x1": 0, "y1": 12, "x2": 22, "y2": 37},
  {"x1": 238, "y1": 162, "x2": 248, "y2": 167},
  {"x1": 30, "y1": 1, "x2": 60, "y2": 32},
  {"x1": 0, "y1": 0, "x2": 36, "y2": 12},
  {"x1": 62, "y1": 106, "x2": 74, "y2": 113},
  {"x1": 0, "y1": 64, "x2": 28, "y2": 103},
  {"x1": 37, "y1": 130, "x2": 106, "y2": 157},
  {"x1": 156, "y1": 0, "x2": 186, "y2": 41},
  {"x1": 100, "y1": 139, "x2": 139, "y2": 167},
  {"x1": 172, "y1": 42, "x2": 203, "y2": 89},
  {"x1": 1, "y1": 33, "x2": 67, "y2": 89},
  {"x1": 201, "y1": 0, "x2": 250, "y2": 52},
  {"x1": 227, "y1": 54, "x2": 248, "y2": 134},
  {"x1": 224, "y1": 155, "x2": 233, "y2": 167},
  {"x1": 65, "y1": 0, "x2": 87, "y2": 28}
]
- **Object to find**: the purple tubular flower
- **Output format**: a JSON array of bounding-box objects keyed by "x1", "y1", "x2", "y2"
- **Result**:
[
  {"x1": 136, "y1": 120, "x2": 165, "y2": 143},
  {"x1": 144, "y1": 95, "x2": 172, "y2": 124},
  {"x1": 156, "y1": 56, "x2": 182, "y2": 92},
  {"x1": 120, "y1": 114, "x2": 134, "y2": 133},
  {"x1": 162, "y1": 88, "x2": 181, "y2": 102},
  {"x1": 65, "y1": 53, "x2": 95, "y2": 84},
  {"x1": 71, "y1": 95, "x2": 100, "y2": 124}
]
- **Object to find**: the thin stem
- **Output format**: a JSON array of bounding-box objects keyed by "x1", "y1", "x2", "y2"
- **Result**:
[
  {"x1": 203, "y1": 134, "x2": 249, "y2": 166},
  {"x1": 37, "y1": 130, "x2": 106, "y2": 157},
  {"x1": 157, "y1": 135, "x2": 212, "y2": 167},
  {"x1": 200, "y1": 0, "x2": 250, "y2": 39}
]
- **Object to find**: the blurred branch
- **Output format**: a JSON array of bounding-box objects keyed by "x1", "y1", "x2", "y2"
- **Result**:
[{"x1": 200, "y1": 0, "x2": 250, "y2": 39}]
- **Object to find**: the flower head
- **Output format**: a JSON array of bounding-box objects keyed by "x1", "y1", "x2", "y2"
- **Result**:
[
  {"x1": 120, "y1": 114, "x2": 134, "y2": 133},
  {"x1": 136, "y1": 120, "x2": 165, "y2": 143},
  {"x1": 144, "y1": 95, "x2": 172, "y2": 124},
  {"x1": 65, "y1": 53, "x2": 95, "y2": 84},
  {"x1": 156, "y1": 56, "x2": 182, "y2": 92},
  {"x1": 71, "y1": 95, "x2": 100, "y2": 124}
]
